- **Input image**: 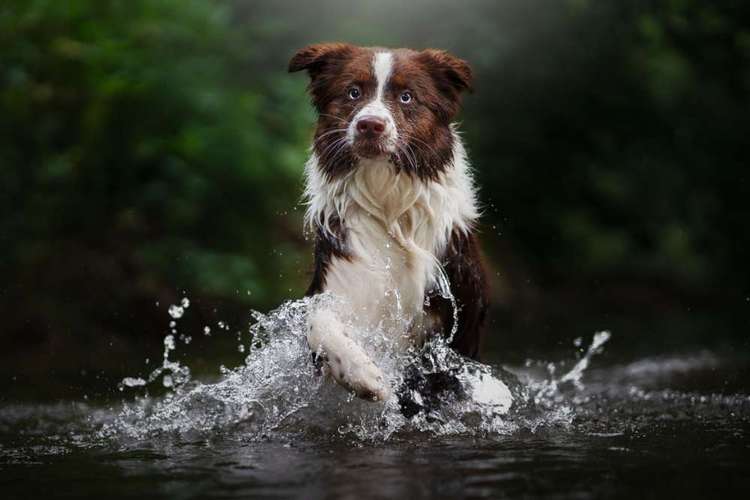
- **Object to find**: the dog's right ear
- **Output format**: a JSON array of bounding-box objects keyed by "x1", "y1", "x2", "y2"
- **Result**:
[{"x1": 288, "y1": 42, "x2": 353, "y2": 80}]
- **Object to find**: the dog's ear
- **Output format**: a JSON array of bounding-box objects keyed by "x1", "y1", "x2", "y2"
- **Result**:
[
  {"x1": 416, "y1": 49, "x2": 473, "y2": 96},
  {"x1": 288, "y1": 43, "x2": 354, "y2": 80}
]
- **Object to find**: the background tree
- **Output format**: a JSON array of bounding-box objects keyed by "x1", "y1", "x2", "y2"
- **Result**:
[{"x1": 1, "y1": 0, "x2": 748, "y2": 397}]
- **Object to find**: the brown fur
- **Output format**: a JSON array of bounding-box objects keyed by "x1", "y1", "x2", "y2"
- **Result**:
[
  {"x1": 289, "y1": 44, "x2": 473, "y2": 181},
  {"x1": 291, "y1": 44, "x2": 486, "y2": 360},
  {"x1": 305, "y1": 217, "x2": 350, "y2": 296},
  {"x1": 427, "y1": 230, "x2": 490, "y2": 360}
]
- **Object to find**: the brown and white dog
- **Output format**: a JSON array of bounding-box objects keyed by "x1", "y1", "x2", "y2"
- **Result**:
[{"x1": 290, "y1": 43, "x2": 488, "y2": 402}]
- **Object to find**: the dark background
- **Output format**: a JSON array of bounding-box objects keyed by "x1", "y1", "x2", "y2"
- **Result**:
[{"x1": 2, "y1": 0, "x2": 749, "y2": 399}]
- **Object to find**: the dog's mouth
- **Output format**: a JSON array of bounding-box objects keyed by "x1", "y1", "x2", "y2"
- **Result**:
[{"x1": 352, "y1": 137, "x2": 393, "y2": 159}]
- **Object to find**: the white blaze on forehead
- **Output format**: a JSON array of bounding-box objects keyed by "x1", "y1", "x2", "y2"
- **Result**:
[
  {"x1": 373, "y1": 51, "x2": 393, "y2": 101},
  {"x1": 348, "y1": 50, "x2": 397, "y2": 148}
]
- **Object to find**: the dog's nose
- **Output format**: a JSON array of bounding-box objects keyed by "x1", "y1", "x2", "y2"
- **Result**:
[{"x1": 355, "y1": 116, "x2": 386, "y2": 138}]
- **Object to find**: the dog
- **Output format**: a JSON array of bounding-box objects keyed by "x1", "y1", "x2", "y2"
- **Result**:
[{"x1": 289, "y1": 43, "x2": 489, "y2": 403}]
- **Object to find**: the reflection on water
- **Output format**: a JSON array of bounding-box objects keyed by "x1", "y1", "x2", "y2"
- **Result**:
[{"x1": 1, "y1": 299, "x2": 749, "y2": 498}]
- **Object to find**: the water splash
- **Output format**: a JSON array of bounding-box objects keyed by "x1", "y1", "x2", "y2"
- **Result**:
[
  {"x1": 101, "y1": 297, "x2": 612, "y2": 442},
  {"x1": 531, "y1": 330, "x2": 612, "y2": 400}
]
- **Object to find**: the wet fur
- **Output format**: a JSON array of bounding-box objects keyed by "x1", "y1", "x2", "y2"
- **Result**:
[{"x1": 290, "y1": 43, "x2": 488, "y2": 399}]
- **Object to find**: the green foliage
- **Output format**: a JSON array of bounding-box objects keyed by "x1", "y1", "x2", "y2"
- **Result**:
[
  {"x1": 460, "y1": 0, "x2": 750, "y2": 289},
  {"x1": 0, "y1": 0, "x2": 748, "y2": 359},
  {"x1": 0, "y1": 0, "x2": 313, "y2": 324}
]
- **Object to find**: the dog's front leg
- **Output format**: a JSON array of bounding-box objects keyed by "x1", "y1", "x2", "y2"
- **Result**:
[{"x1": 307, "y1": 308, "x2": 390, "y2": 401}]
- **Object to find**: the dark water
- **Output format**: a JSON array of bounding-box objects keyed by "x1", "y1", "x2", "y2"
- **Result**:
[{"x1": 2, "y1": 349, "x2": 749, "y2": 499}]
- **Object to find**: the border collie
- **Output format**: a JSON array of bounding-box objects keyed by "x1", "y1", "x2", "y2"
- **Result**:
[{"x1": 290, "y1": 43, "x2": 488, "y2": 402}]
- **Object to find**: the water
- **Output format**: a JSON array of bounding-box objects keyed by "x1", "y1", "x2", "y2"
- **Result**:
[{"x1": 1, "y1": 298, "x2": 749, "y2": 498}]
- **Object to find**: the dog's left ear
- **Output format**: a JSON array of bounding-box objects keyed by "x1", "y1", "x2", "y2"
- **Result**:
[
  {"x1": 289, "y1": 42, "x2": 354, "y2": 80},
  {"x1": 416, "y1": 49, "x2": 473, "y2": 96}
]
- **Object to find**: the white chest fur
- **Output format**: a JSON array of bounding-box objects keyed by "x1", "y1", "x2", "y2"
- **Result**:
[{"x1": 304, "y1": 129, "x2": 479, "y2": 348}]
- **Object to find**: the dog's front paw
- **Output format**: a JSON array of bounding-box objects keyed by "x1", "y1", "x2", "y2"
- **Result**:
[
  {"x1": 326, "y1": 348, "x2": 390, "y2": 401},
  {"x1": 308, "y1": 310, "x2": 390, "y2": 401}
]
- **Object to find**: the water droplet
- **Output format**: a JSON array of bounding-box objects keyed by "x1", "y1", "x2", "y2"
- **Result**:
[
  {"x1": 168, "y1": 305, "x2": 184, "y2": 319},
  {"x1": 164, "y1": 335, "x2": 175, "y2": 351},
  {"x1": 121, "y1": 377, "x2": 147, "y2": 388}
]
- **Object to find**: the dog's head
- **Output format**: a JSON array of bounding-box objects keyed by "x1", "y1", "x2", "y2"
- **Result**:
[{"x1": 290, "y1": 43, "x2": 472, "y2": 180}]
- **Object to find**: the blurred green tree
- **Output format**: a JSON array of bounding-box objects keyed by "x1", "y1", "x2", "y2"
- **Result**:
[
  {"x1": 0, "y1": 0, "x2": 748, "y2": 383},
  {"x1": 0, "y1": 0, "x2": 313, "y2": 356}
]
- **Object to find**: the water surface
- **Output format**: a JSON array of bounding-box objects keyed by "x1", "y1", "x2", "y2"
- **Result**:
[{"x1": 2, "y1": 300, "x2": 749, "y2": 499}]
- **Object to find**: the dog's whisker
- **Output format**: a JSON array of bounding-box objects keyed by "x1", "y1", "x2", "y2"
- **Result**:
[
  {"x1": 319, "y1": 136, "x2": 348, "y2": 159},
  {"x1": 405, "y1": 143, "x2": 420, "y2": 173},
  {"x1": 315, "y1": 127, "x2": 348, "y2": 138},
  {"x1": 396, "y1": 143, "x2": 417, "y2": 175},
  {"x1": 317, "y1": 113, "x2": 350, "y2": 125},
  {"x1": 314, "y1": 129, "x2": 348, "y2": 145},
  {"x1": 328, "y1": 139, "x2": 351, "y2": 165},
  {"x1": 395, "y1": 141, "x2": 419, "y2": 175},
  {"x1": 402, "y1": 134, "x2": 441, "y2": 159}
]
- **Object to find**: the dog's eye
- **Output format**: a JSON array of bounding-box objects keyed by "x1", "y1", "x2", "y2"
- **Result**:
[
  {"x1": 399, "y1": 91, "x2": 412, "y2": 104},
  {"x1": 347, "y1": 87, "x2": 361, "y2": 100}
]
